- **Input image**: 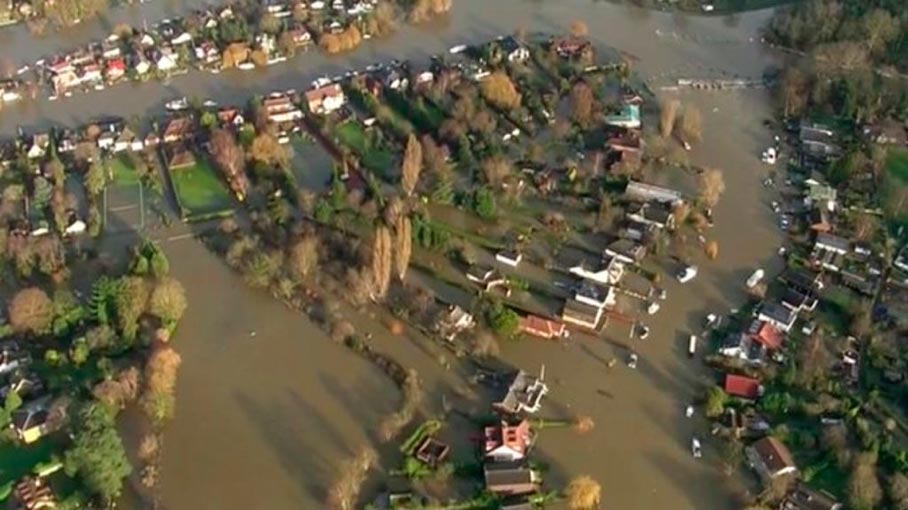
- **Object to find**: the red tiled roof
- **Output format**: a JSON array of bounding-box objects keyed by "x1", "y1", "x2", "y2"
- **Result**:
[
  {"x1": 519, "y1": 315, "x2": 565, "y2": 339},
  {"x1": 751, "y1": 321, "x2": 784, "y2": 350},
  {"x1": 725, "y1": 374, "x2": 761, "y2": 399},
  {"x1": 484, "y1": 419, "x2": 531, "y2": 456}
]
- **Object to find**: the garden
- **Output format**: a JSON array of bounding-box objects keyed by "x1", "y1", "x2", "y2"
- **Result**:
[{"x1": 167, "y1": 157, "x2": 235, "y2": 222}]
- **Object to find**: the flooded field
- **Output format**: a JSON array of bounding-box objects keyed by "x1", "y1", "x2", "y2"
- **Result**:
[{"x1": 8, "y1": 1, "x2": 788, "y2": 509}]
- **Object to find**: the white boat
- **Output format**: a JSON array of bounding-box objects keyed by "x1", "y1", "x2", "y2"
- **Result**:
[
  {"x1": 637, "y1": 325, "x2": 649, "y2": 340},
  {"x1": 647, "y1": 302, "x2": 660, "y2": 315},
  {"x1": 688, "y1": 335, "x2": 697, "y2": 357},
  {"x1": 685, "y1": 405, "x2": 694, "y2": 418},
  {"x1": 677, "y1": 265, "x2": 698, "y2": 283},
  {"x1": 746, "y1": 268, "x2": 765, "y2": 289},
  {"x1": 449, "y1": 44, "x2": 468, "y2": 54},
  {"x1": 627, "y1": 353, "x2": 638, "y2": 369},
  {"x1": 165, "y1": 97, "x2": 189, "y2": 111},
  {"x1": 237, "y1": 62, "x2": 256, "y2": 71},
  {"x1": 691, "y1": 438, "x2": 702, "y2": 458}
]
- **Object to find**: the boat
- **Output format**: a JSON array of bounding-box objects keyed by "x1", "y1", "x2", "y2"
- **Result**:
[
  {"x1": 746, "y1": 268, "x2": 765, "y2": 288},
  {"x1": 627, "y1": 353, "x2": 638, "y2": 369},
  {"x1": 688, "y1": 335, "x2": 697, "y2": 357},
  {"x1": 647, "y1": 302, "x2": 660, "y2": 315},
  {"x1": 691, "y1": 437, "x2": 702, "y2": 458},
  {"x1": 449, "y1": 44, "x2": 468, "y2": 54},
  {"x1": 165, "y1": 97, "x2": 189, "y2": 111},
  {"x1": 237, "y1": 62, "x2": 256, "y2": 71},
  {"x1": 202, "y1": 99, "x2": 218, "y2": 108},
  {"x1": 637, "y1": 325, "x2": 649, "y2": 340},
  {"x1": 676, "y1": 265, "x2": 698, "y2": 283},
  {"x1": 685, "y1": 405, "x2": 694, "y2": 418}
]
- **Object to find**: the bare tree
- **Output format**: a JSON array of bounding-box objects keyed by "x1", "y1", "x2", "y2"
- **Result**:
[
  {"x1": 326, "y1": 447, "x2": 378, "y2": 510},
  {"x1": 250, "y1": 132, "x2": 290, "y2": 169},
  {"x1": 480, "y1": 72, "x2": 521, "y2": 110},
  {"x1": 401, "y1": 134, "x2": 423, "y2": 196},
  {"x1": 149, "y1": 277, "x2": 188, "y2": 324},
  {"x1": 862, "y1": 9, "x2": 898, "y2": 56},
  {"x1": 780, "y1": 66, "x2": 810, "y2": 117},
  {"x1": 570, "y1": 81, "x2": 595, "y2": 126},
  {"x1": 660, "y1": 99, "x2": 680, "y2": 139},
  {"x1": 371, "y1": 225, "x2": 393, "y2": 299},
  {"x1": 394, "y1": 215, "x2": 412, "y2": 280},
  {"x1": 481, "y1": 154, "x2": 513, "y2": 188},
  {"x1": 8, "y1": 287, "x2": 53, "y2": 335},
  {"x1": 569, "y1": 20, "x2": 589, "y2": 37},
  {"x1": 679, "y1": 105, "x2": 703, "y2": 144},
  {"x1": 848, "y1": 453, "x2": 883, "y2": 510},
  {"x1": 210, "y1": 129, "x2": 250, "y2": 201},
  {"x1": 288, "y1": 235, "x2": 320, "y2": 281},
  {"x1": 698, "y1": 168, "x2": 725, "y2": 208},
  {"x1": 565, "y1": 476, "x2": 601, "y2": 510},
  {"x1": 141, "y1": 344, "x2": 182, "y2": 426}
]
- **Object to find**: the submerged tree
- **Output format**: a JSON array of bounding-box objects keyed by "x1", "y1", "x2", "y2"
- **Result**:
[
  {"x1": 210, "y1": 129, "x2": 250, "y2": 201},
  {"x1": 371, "y1": 224, "x2": 393, "y2": 299},
  {"x1": 394, "y1": 215, "x2": 412, "y2": 281},
  {"x1": 660, "y1": 99, "x2": 680, "y2": 139},
  {"x1": 565, "y1": 475, "x2": 601, "y2": 510},
  {"x1": 401, "y1": 134, "x2": 423, "y2": 197},
  {"x1": 679, "y1": 105, "x2": 703, "y2": 144},
  {"x1": 698, "y1": 168, "x2": 725, "y2": 208}
]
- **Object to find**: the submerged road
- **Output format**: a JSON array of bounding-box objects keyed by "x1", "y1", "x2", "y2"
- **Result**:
[{"x1": 13, "y1": 1, "x2": 786, "y2": 509}]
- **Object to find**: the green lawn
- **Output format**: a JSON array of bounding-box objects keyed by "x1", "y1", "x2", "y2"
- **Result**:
[
  {"x1": 335, "y1": 122, "x2": 395, "y2": 178},
  {"x1": 883, "y1": 147, "x2": 908, "y2": 228},
  {"x1": 0, "y1": 438, "x2": 57, "y2": 489},
  {"x1": 109, "y1": 154, "x2": 140, "y2": 187},
  {"x1": 168, "y1": 159, "x2": 234, "y2": 221}
]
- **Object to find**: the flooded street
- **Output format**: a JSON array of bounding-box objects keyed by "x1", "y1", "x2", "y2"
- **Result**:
[{"x1": 7, "y1": 1, "x2": 786, "y2": 509}]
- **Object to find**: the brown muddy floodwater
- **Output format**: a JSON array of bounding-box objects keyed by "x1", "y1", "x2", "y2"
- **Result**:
[{"x1": 7, "y1": 1, "x2": 787, "y2": 509}]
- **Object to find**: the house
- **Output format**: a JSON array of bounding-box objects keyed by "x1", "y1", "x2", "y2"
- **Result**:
[
  {"x1": 263, "y1": 94, "x2": 303, "y2": 124},
  {"x1": 605, "y1": 239, "x2": 647, "y2": 265},
  {"x1": 414, "y1": 436, "x2": 450, "y2": 468},
  {"x1": 781, "y1": 483, "x2": 842, "y2": 510},
  {"x1": 435, "y1": 305, "x2": 475, "y2": 341},
  {"x1": 0, "y1": 79, "x2": 25, "y2": 103},
  {"x1": 493, "y1": 368, "x2": 548, "y2": 415},
  {"x1": 484, "y1": 460, "x2": 539, "y2": 496},
  {"x1": 484, "y1": 419, "x2": 533, "y2": 461},
  {"x1": 841, "y1": 269, "x2": 878, "y2": 297},
  {"x1": 496, "y1": 249, "x2": 522, "y2": 267},
  {"x1": 627, "y1": 201, "x2": 675, "y2": 230},
  {"x1": 569, "y1": 256, "x2": 625, "y2": 285},
  {"x1": 105, "y1": 57, "x2": 127, "y2": 81},
  {"x1": 162, "y1": 117, "x2": 192, "y2": 144},
  {"x1": 561, "y1": 299, "x2": 604, "y2": 330},
  {"x1": 78, "y1": 62, "x2": 103, "y2": 84},
  {"x1": 575, "y1": 281, "x2": 616, "y2": 309},
  {"x1": 863, "y1": 118, "x2": 906, "y2": 146},
  {"x1": 113, "y1": 127, "x2": 139, "y2": 153},
  {"x1": 748, "y1": 320, "x2": 784, "y2": 351},
  {"x1": 725, "y1": 374, "x2": 762, "y2": 400},
  {"x1": 287, "y1": 26, "x2": 312, "y2": 47},
  {"x1": 781, "y1": 286, "x2": 817, "y2": 313},
  {"x1": 804, "y1": 180, "x2": 837, "y2": 211},
  {"x1": 800, "y1": 123, "x2": 839, "y2": 159},
  {"x1": 757, "y1": 301, "x2": 798, "y2": 333},
  {"x1": 155, "y1": 47, "x2": 180, "y2": 72},
  {"x1": 604, "y1": 104, "x2": 641, "y2": 129},
  {"x1": 11, "y1": 476, "x2": 57, "y2": 510},
  {"x1": 814, "y1": 233, "x2": 850, "y2": 255},
  {"x1": 194, "y1": 41, "x2": 221, "y2": 65},
  {"x1": 26, "y1": 134, "x2": 49, "y2": 160},
  {"x1": 466, "y1": 265, "x2": 499, "y2": 285},
  {"x1": 624, "y1": 180, "x2": 683, "y2": 205},
  {"x1": 305, "y1": 83, "x2": 345, "y2": 115},
  {"x1": 605, "y1": 130, "x2": 644, "y2": 171},
  {"x1": 719, "y1": 333, "x2": 767, "y2": 364},
  {"x1": 498, "y1": 35, "x2": 529, "y2": 62},
  {"x1": 781, "y1": 269, "x2": 823, "y2": 293},
  {"x1": 807, "y1": 208, "x2": 831, "y2": 233},
  {"x1": 376, "y1": 68, "x2": 408, "y2": 91},
  {"x1": 518, "y1": 315, "x2": 567, "y2": 340},
  {"x1": 11, "y1": 397, "x2": 52, "y2": 444},
  {"x1": 144, "y1": 132, "x2": 161, "y2": 148},
  {"x1": 746, "y1": 436, "x2": 797, "y2": 482},
  {"x1": 0, "y1": 344, "x2": 27, "y2": 376}
]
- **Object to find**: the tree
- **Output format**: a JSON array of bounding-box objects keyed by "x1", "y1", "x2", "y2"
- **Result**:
[
  {"x1": 570, "y1": 81, "x2": 594, "y2": 126},
  {"x1": 210, "y1": 129, "x2": 250, "y2": 200},
  {"x1": 564, "y1": 475, "x2": 600, "y2": 510},
  {"x1": 780, "y1": 66, "x2": 810, "y2": 117},
  {"x1": 704, "y1": 240, "x2": 719, "y2": 260},
  {"x1": 678, "y1": 105, "x2": 703, "y2": 144},
  {"x1": 408, "y1": 0, "x2": 451, "y2": 22},
  {"x1": 488, "y1": 304, "x2": 519, "y2": 338},
  {"x1": 250, "y1": 132, "x2": 290, "y2": 169},
  {"x1": 480, "y1": 72, "x2": 521, "y2": 110},
  {"x1": 401, "y1": 134, "x2": 422, "y2": 196},
  {"x1": 371, "y1": 225, "x2": 393, "y2": 300},
  {"x1": 705, "y1": 386, "x2": 727, "y2": 418},
  {"x1": 473, "y1": 187, "x2": 497, "y2": 219},
  {"x1": 848, "y1": 453, "x2": 882, "y2": 510},
  {"x1": 64, "y1": 403, "x2": 132, "y2": 503},
  {"x1": 141, "y1": 345, "x2": 182, "y2": 426},
  {"x1": 862, "y1": 9, "x2": 898, "y2": 56},
  {"x1": 149, "y1": 277, "x2": 187, "y2": 324},
  {"x1": 85, "y1": 162, "x2": 107, "y2": 197},
  {"x1": 853, "y1": 213, "x2": 880, "y2": 242},
  {"x1": 481, "y1": 154, "x2": 512, "y2": 188},
  {"x1": 115, "y1": 277, "x2": 150, "y2": 341},
  {"x1": 221, "y1": 42, "x2": 250, "y2": 69},
  {"x1": 288, "y1": 236, "x2": 320, "y2": 281},
  {"x1": 44, "y1": 0, "x2": 109, "y2": 27},
  {"x1": 569, "y1": 20, "x2": 589, "y2": 37},
  {"x1": 888, "y1": 472, "x2": 908, "y2": 510},
  {"x1": 698, "y1": 168, "x2": 725, "y2": 208},
  {"x1": 394, "y1": 215, "x2": 412, "y2": 281},
  {"x1": 660, "y1": 99, "x2": 679, "y2": 138},
  {"x1": 9, "y1": 287, "x2": 53, "y2": 335},
  {"x1": 93, "y1": 367, "x2": 141, "y2": 411}
]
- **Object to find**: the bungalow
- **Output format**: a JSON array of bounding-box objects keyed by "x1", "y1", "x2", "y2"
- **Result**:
[
  {"x1": 12, "y1": 476, "x2": 57, "y2": 510},
  {"x1": 748, "y1": 320, "x2": 784, "y2": 351},
  {"x1": 484, "y1": 460, "x2": 539, "y2": 496},
  {"x1": 719, "y1": 333, "x2": 766, "y2": 364},
  {"x1": 466, "y1": 266, "x2": 503, "y2": 286},
  {"x1": 493, "y1": 368, "x2": 548, "y2": 415},
  {"x1": 518, "y1": 315, "x2": 567, "y2": 340},
  {"x1": 305, "y1": 83, "x2": 345, "y2": 115},
  {"x1": 101, "y1": 38, "x2": 122, "y2": 59},
  {"x1": 113, "y1": 127, "x2": 139, "y2": 153},
  {"x1": 841, "y1": 269, "x2": 878, "y2": 297},
  {"x1": 435, "y1": 305, "x2": 475, "y2": 341},
  {"x1": 781, "y1": 286, "x2": 817, "y2": 313},
  {"x1": 604, "y1": 104, "x2": 641, "y2": 129},
  {"x1": 155, "y1": 47, "x2": 180, "y2": 72},
  {"x1": 194, "y1": 41, "x2": 221, "y2": 65},
  {"x1": 568, "y1": 255, "x2": 625, "y2": 285},
  {"x1": 561, "y1": 299, "x2": 604, "y2": 330},
  {"x1": 162, "y1": 117, "x2": 193, "y2": 144},
  {"x1": 781, "y1": 483, "x2": 842, "y2": 510},
  {"x1": 498, "y1": 35, "x2": 529, "y2": 62},
  {"x1": 626, "y1": 201, "x2": 675, "y2": 230},
  {"x1": 217, "y1": 108, "x2": 246, "y2": 128},
  {"x1": 79, "y1": 62, "x2": 103, "y2": 84},
  {"x1": 263, "y1": 94, "x2": 303, "y2": 124},
  {"x1": 105, "y1": 57, "x2": 127, "y2": 81},
  {"x1": 757, "y1": 301, "x2": 798, "y2": 333},
  {"x1": 552, "y1": 36, "x2": 592, "y2": 59},
  {"x1": 605, "y1": 239, "x2": 647, "y2": 265},
  {"x1": 814, "y1": 233, "x2": 850, "y2": 255},
  {"x1": 484, "y1": 419, "x2": 533, "y2": 462},
  {"x1": 724, "y1": 374, "x2": 762, "y2": 400},
  {"x1": 51, "y1": 69, "x2": 79, "y2": 96},
  {"x1": 144, "y1": 132, "x2": 161, "y2": 148},
  {"x1": 134, "y1": 55, "x2": 152, "y2": 76},
  {"x1": 287, "y1": 26, "x2": 313, "y2": 47},
  {"x1": 746, "y1": 436, "x2": 797, "y2": 482},
  {"x1": 26, "y1": 133, "x2": 49, "y2": 160},
  {"x1": 376, "y1": 68, "x2": 408, "y2": 91},
  {"x1": 800, "y1": 123, "x2": 839, "y2": 159},
  {"x1": 496, "y1": 249, "x2": 522, "y2": 267},
  {"x1": 624, "y1": 180, "x2": 683, "y2": 205},
  {"x1": 605, "y1": 130, "x2": 644, "y2": 169}
]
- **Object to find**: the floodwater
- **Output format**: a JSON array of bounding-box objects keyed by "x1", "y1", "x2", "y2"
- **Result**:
[{"x1": 6, "y1": 1, "x2": 787, "y2": 509}]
